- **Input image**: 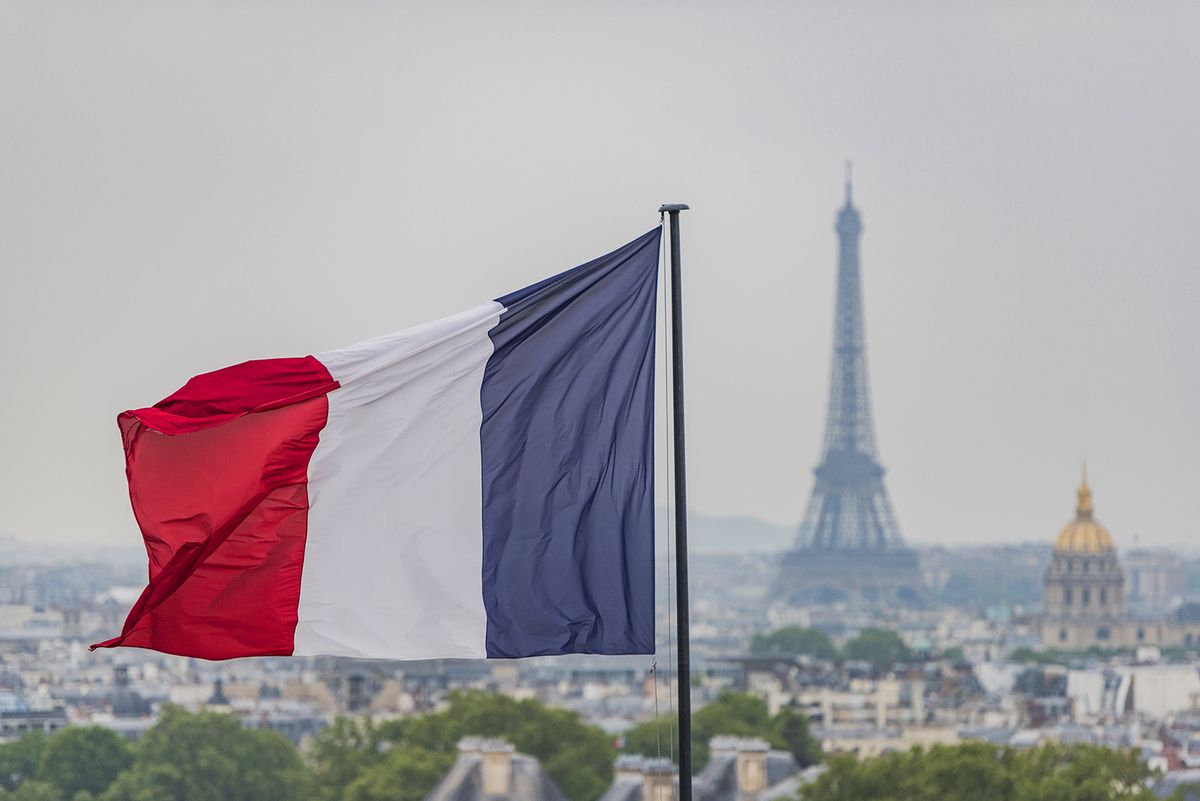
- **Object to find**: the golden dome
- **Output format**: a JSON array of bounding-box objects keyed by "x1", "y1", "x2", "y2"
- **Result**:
[{"x1": 1054, "y1": 469, "x2": 1115, "y2": 553}]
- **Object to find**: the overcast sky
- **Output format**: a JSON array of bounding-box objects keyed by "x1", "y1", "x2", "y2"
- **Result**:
[{"x1": 2, "y1": 1, "x2": 1197, "y2": 551}]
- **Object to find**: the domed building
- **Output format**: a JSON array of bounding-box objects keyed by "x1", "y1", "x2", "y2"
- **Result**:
[
  {"x1": 1042, "y1": 473, "x2": 1126, "y2": 648},
  {"x1": 1041, "y1": 471, "x2": 1200, "y2": 649}
]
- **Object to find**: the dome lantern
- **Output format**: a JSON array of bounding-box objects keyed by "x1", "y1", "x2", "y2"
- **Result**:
[
  {"x1": 1054, "y1": 466, "x2": 1114, "y2": 553},
  {"x1": 1076, "y1": 463, "x2": 1094, "y2": 520}
]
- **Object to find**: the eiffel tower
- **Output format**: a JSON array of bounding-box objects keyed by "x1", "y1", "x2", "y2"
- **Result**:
[{"x1": 771, "y1": 168, "x2": 924, "y2": 606}]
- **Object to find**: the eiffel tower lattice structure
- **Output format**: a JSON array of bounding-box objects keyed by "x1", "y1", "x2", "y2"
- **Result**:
[{"x1": 772, "y1": 169, "x2": 924, "y2": 607}]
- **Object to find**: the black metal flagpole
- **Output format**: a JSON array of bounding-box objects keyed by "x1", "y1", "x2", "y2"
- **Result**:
[{"x1": 658, "y1": 202, "x2": 692, "y2": 801}]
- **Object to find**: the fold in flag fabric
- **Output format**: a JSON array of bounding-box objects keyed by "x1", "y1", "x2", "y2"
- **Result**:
[{"x1": 93, "y1": 228, "x2": 661, "y2": 661}]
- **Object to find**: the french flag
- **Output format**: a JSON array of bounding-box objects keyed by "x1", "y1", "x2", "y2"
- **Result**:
[{"x1": 93, "y1": 229, "x2": 661, "y2": 661}]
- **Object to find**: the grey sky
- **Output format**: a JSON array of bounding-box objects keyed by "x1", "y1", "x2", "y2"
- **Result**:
[{"x1": 1, "y1": 1, "x2": 1197, "y2": 550}]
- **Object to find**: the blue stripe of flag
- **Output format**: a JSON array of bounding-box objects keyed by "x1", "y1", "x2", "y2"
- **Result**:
[{"x1": 480, "y1": 228, "x2": 661, "y2": 658}]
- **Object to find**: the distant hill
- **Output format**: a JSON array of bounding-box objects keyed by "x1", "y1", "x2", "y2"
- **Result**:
[
  {"x1": 0, "y1": 535, "x2": 145, "y2": 566},
  {"x1": 669, "y1": 511, "x2": 795, "y2": 554}
]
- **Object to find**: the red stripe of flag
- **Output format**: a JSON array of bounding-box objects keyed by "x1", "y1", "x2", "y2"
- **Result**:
[{"x1": 92, "y1": 357, "x2": 337, "y2": 660}]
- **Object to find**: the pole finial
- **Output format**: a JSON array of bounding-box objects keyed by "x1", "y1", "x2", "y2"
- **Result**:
[{"x1": 844, "y1": 160, "x2": 853, "y2": 203}]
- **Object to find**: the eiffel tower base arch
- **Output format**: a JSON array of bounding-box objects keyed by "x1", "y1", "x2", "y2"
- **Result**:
[{"x1": 771, "y1": 547, "x2": 926, "y2": 607}]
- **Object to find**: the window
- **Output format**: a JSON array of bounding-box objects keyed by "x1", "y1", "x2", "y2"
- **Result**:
[
  {"x1": 1138, "y1": 627, "x2": 1145, "y2": 641},
  {"x1": 1097, "y1": 627, "x2": 1111, "y2": 641},
  {"x1": 1083, "y1": 588, "x2": 1091, "y2": 605},
  {"x1": 1100, "y1": 588, "x2": 1107, "y2": 604},
  {"x1": 1064, "y1": 587, "x2": 1073, "y2": 604},
  {"x1": 1059, "y1": 628, "x2": 1068, "y2": 642}
]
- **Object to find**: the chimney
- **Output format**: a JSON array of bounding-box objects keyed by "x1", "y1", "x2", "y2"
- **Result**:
[
  {"x1": 641, "y1": 758, "x2": 676, "y2": 801},
  {"x1": 736, "y1": 740, "x2": 769, "y2": 795},
  {"x1": 711, "y1": 737, "x2": 770, "y2": 796},
  {"x1": 456, "y1": 738, "x2": 515, "y2": 796}
]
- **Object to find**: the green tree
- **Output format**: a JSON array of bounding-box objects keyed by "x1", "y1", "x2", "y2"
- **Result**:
[
  {"x1": 622, "y1": 692, "x2": 820, "y2": 769},
  {"x1": 100, "y1": 706, "x2": 312, "y2": 801},
  {"x1": 801, "y1": 742, "x2": 1160, "y2": 801},
  {"x1": 309, "y1": 717, "x2": 384, "y2": 801},
  {"x1": 342, "y1": 747, "x2": 453, "y2": 801},
  {"x1": 370, "y1": 692, "x2": 613, "y2": 801},
  {"x1": 7, "y1": 781, "x2": 63, "y2": 801},
  {"x1": 749, "y1": 627, "x2": 837, "y2": 661},
  {"x1": 1008, "y1": 646, "x2": 1050, "y2": 664},
  {"x1": 842, "y1": 628, "x2": 912, "y2": 669},
  {"x1": 941, "y1": 647, "x2": 965, "y2": 663},
  {"x1": 769, "y1": 707, "x2": 822, "y2": 768},
  {"x1": 1009, "y1": 646, "x2": 1133, "y2": 667},
  {"x1": 0, "y1": 732, "x2": 46, "y2": 791},
  {"x1": 38, "y1": 728, "x2": 132, "y2": 798}
]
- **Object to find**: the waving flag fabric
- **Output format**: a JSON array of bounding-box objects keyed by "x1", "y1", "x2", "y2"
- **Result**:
[{"x1": 93, "y1": 228, "x2": 661, "y2": 661}]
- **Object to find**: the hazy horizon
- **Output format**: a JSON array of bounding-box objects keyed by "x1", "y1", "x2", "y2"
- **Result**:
[{"x1": 2, "y1": 2, "x2": 1197, "y2": 550}]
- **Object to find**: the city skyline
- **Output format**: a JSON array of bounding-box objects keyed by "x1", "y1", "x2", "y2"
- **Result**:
[{"x1": 1, "y1": 3, "x2": 1198, "y2": 549}]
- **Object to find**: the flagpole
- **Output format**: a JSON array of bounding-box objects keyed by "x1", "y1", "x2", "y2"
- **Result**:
[{"x1": 659, "y1": 202, "x2": 692, "y2": 801}]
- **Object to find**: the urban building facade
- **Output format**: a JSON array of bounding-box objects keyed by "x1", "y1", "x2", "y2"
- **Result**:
[{"x1": 1041, "y1": 473, "x2": 1200, "y2": 649}]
